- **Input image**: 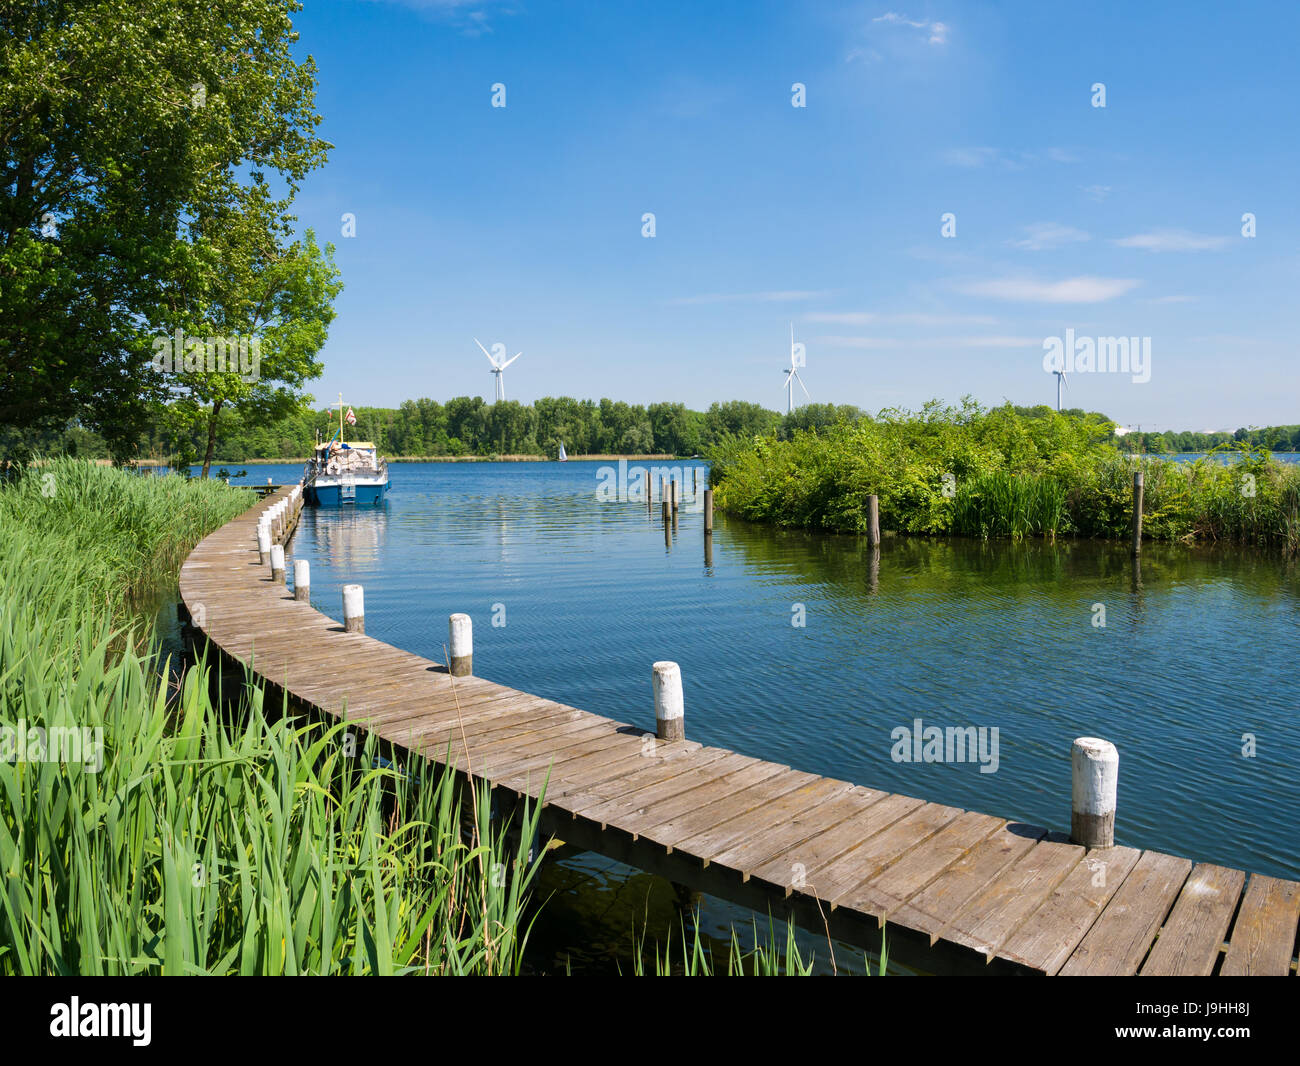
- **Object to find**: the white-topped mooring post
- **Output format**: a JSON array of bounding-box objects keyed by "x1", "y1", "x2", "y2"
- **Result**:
[
  {"x1": 293, "y1": 558, "x2": 310, "y2": 601},
  {"x1": 256, "y1": 524, "x2": 271, "y2": 564},
  {"x1": 449, "y1": 613, "x2": 473, "y2": 676},
  {"x1": 1071, "y1": 737, "x2": 1118, "y2": 848},
  {"x1": 342, "y1": 584, "x2": 364, "y2": 634},
  {"x1": 269, "y1": 543, "x2": 285, "y2": 583},
  {"x1": 652, "y1": 661, "x2": 685, "y2": 742}
]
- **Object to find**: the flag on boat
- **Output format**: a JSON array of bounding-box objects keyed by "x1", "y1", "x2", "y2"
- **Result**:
[{"x1": 345, "y1": 407, "x2": 356, "y2": 425}]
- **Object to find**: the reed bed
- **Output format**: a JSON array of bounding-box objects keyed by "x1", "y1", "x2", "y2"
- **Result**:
[
  {"x1": 0, "y1": 459, "x2": 541, "y2": 975},
  {"x1": 709, "y1": 405, "x2": 1300, "y2": 549}
]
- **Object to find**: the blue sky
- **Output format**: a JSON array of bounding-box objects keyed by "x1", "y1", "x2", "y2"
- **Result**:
[{"x1": 290, "y1": 0, "x2": 1300, "y2": 431}]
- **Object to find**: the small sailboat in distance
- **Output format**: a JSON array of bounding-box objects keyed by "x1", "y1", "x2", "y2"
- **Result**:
[{"x1": 557, "y1": 441, "x2": 568, "y2": 462}]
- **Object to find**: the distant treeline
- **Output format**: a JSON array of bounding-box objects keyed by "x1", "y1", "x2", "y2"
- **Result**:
[
  {"x1": 5, "y1": 398, "x2": 1298, "y2": 464},
  {"x1": 9, "y1": 398, "x2": 864, "y2": 462},
  {"x1": 1124, "y1": 426, "x2": 1300, "y2": 453}
]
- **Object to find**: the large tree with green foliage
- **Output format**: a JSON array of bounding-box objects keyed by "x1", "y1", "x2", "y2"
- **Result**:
[{"x1": 0, "y1": 0, "x2": 328, "y2": 458}]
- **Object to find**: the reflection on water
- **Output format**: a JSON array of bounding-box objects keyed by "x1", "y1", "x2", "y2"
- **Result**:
[{"x1": 236, "y1": 461, "x2": 1300, "y2": 973}]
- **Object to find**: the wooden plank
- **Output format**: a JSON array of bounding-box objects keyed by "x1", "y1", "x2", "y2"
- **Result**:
[
  {"x1": 889, "y1": 822, "x2": 1047, "y2": 945},
  {"x1": 836, "y1": 811, "x2": 1005, "y2": 918},
  {"x1": 1058, "y1": 850, "x2": 1192, "y2": 976},
  {"x1": 797, "y1": 802, "x2": 963, "y2": 906},
  {"x1": 998, "y1": 845, "x2": 1141, "y2": 974},
  {"x1": 635, "y1": 768, "x2": 825, "y2": 853},
  {"x1": 575, "y1": 754, "x2": 777, "y2": 832},
  {"x1": 747, "y1": 793, "x2": 926, "y2": 895},
  {"x1": 1140, "y1": 863, "x2": 1246, "y2": 976},
  {"x1": 535, "y1": 747, "x2": 735, "y2": 811},
  {"x1": 941, "y1": 837, "x2": 1084, "y2": 961},
  {"x1": 706, "y1": 784, "x2": 889, "y2": 879},
  {"x1": 1219, "y1": 874, "x2": 1300, "y2": 976},
  {"x1": 507, "y1": 741, "x2": 714, "y2": 804},
  {"x1": 674, "y1": 777, "x2": 857, "y2": 869}
]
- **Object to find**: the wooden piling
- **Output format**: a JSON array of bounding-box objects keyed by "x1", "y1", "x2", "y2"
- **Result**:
[
  {"x1": 1070, "y1": 737, "x2": 1118, "y2": 848},
  {"x1": 293, "y1": 558, "x2": 310, "y2": 602},
  {"x1": 1131, "y1": 471, "x2": 1144, "y2": 555},
  {"x1": 449, "y1": 613, "x2": 473, "y2": 676},
  {"x1": 652, "y1": 661, "x2": 685, "y2": 741},
  {"x1": 256, "y1": 525, "x2": 271, "y2": 564},
  {"x1": 704, "y1": 488, "x2": 713, "y2": 534},
  {"x1": 269, "y1": 543, "x2": 285, "y2": 583},
  {"x1": 867, "y1": 494, "x2": 880, "y2": 546},
  {"x1": 342, "y1": 584, "x2": 364, "y2": 634}
]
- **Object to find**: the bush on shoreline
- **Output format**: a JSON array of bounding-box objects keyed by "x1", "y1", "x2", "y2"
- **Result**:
[{"x1": 709, "y1": 402, "x2": 1300, "y2": 550}]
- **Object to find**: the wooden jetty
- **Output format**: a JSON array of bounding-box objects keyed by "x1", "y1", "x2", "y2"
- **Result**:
[{"x1": 179, "y1": 487, "x2": 1300, "y2": 976}]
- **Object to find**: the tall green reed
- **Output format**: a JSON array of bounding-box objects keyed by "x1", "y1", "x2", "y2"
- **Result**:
[{"x1": 0, "y1": 459, "x2": 542, "y2": 974}]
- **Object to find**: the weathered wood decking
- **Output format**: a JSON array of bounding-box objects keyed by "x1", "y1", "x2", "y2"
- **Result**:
[{"x1": 179, "y1": 488, "x2": 1300, "y2": 975}]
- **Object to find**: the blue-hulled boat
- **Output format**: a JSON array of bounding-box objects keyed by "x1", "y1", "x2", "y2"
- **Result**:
[{"x1": 303, "y1": 397, "x2": 390, "y2": 506}]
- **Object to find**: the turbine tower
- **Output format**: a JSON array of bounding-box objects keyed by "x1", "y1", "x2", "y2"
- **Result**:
[
  {"x1": 475, "y1": 338, "x2": 522, "y2": 402},
  {"x1": 781, "y1": 323, "x2": 810, "y2": 415}
]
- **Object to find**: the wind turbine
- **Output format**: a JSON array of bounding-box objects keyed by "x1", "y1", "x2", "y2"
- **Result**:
[
  {"x1": 781, "y1": 323, "x2": 810, "y2": 415},
  {"x1": 1055, "y1": 367, "x2": 1068, "y2": 412},
  {"x1": 474, "y1": 338, "x2": 522, "y2": 402}
]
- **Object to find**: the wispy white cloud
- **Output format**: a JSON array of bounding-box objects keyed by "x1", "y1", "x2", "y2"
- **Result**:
[
  {"x1": 670, "y1": 290, "x2": 830, "y2": 306},
  {"x1": 1008, "y1": 223, "x2": 1091, "y2": 251},
  {"x1": 360, "y1": 0, "x2": 507, "y2": 35},
  {"x1": 873, "y1": 12, "x2": 949, "y2": 45},
  {"x1": 806, "y1": 311, "x2": 998, "y2": 326},
  {"x1": 944, "y1": 146, "x2": 1077, "y2": 169},
  {"x1": 955, "y1": 276, "x2": 1142, "y2": 303},
  {"x1": 1112, "y1": 229, "x2": 1230, "y2": 252},
  {"x1": 1081, "y1": 184, "x2": 1112, "y2": 202},
  {"x1": 816, "y1": 334, "x2": 1040, "y2": 349}
]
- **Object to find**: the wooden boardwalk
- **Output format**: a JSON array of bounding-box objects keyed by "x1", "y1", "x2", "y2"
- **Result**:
[{"x1": 179, "y1": 488, "x2": 1300, "y2": 975}]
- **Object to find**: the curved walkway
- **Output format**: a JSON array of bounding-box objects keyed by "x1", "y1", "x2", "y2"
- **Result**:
[{"x1": 178, "y1": 487, "x2": 1300, "y2": 976}]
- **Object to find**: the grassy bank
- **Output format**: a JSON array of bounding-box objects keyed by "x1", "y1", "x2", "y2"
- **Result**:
[
  {"x1": 709, "y1": 402, "x2": 1300, "y2": 549},
  {"x1": 0, "y1": 459, "x2": 539, "y2": 974}
]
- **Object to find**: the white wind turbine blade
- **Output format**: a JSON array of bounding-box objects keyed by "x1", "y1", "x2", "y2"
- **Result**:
[
  {"x1": 1061, "y1": 371, "x2": 1069, "y2": 389},
  {"x1": 474, "y1": 337, "x2": 500, "y2": 368},
  {"x1": 500, "y1": 352, "x2": 522, "y2": 369},
  {"x1": 794, "y1": 369, "x2": 811, "y2": 399}
]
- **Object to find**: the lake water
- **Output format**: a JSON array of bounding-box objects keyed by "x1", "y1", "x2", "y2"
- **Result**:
[{"x1": 208, "y1": 460, "x2": 1300, "y2": 973}]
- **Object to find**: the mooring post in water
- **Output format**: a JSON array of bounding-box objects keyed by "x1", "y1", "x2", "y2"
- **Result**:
[
  {"x1": 867, "y1": 494, "x2": 880, "y2": 546},
  {"x1": 661, "y1": 498, "x2": 670, "y2": 524},
  {"x1": 671, "y1": 478, "x2": 679, "y2": 519},
  {"x1": 652, "y1": 661, "x2": 685, "y2": 741},
  {"x1": 704, "y1": 488, "x2": 714, "y2": 534},
  {"x1": 1070, "y1": 737, "x2": 1118, "y2": 848},
  {"x1": 293, "y1": 558, "x2": 310, "y2": 602},
  {"x1": 269, "y1": 543, "x2": 285, "y2": 583},
  {"x1": 449, "y1": 613, "x2": 473, "y2": 676},
  {"x1": 256, "y1": 524, "x2": 271, "y2": 564},
  {"x1": 1131, "y1": 471, "x2": 1144, "y2": 555},
  {"x1": 342, "y1": 584, "x2": 364, "y2": 634}
]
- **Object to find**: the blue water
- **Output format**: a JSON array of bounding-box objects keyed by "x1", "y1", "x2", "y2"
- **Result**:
[{"x1": 218, "y1": 460, "x2": 1300, "y2": 971}]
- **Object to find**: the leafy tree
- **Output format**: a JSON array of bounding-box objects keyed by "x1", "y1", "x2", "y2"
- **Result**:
[{"x1": 0, "y1": 0, "x2": 329, "y2": 459}]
